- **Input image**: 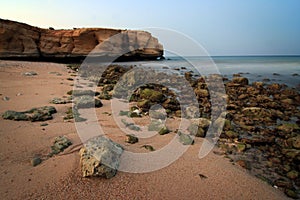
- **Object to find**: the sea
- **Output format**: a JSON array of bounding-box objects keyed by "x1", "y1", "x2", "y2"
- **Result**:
[{"x1": 115, "y1": 56, "x2": 300, "y2": 89}]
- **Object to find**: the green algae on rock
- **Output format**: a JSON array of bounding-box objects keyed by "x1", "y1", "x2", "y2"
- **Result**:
[{"x1": 2, "y1": 106, "x2": 57, "y2": 121}]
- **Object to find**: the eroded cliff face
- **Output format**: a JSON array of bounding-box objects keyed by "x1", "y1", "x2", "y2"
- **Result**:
[{"x1": 0, "y1": 19, "x2": 164, "y2": 62}]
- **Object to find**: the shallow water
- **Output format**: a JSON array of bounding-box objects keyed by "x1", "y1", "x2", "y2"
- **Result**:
[{"x1": 112, "y1": 56, "x2": 300, "y2": 88}]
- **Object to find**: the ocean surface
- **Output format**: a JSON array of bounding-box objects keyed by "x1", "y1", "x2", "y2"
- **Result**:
[{"x1": 115, "y1": 56, "x2": 300, "y2": 88}]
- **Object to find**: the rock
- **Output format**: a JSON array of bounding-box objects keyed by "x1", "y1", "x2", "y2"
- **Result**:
[
  {"x1": 148, "y1": 120, "x2": 163, "y2": 131},
  {"x1": 185, "y1": 106, "x2": 200, "y2": 118},
  {"x1": 121, "y1": 119, "x2": 141, "y2": 131},
  {"x1": 158, "y1": 126, "x2": 170, "y2": 135},
  {"x1": 187, "y1": 124, "x2": 206, "y2": 137},
  {"x1": 274, "y1": 178, "x2": 293, "y2": 188},
  {"x1": 232, "y1": 77, "x2": 249, "y2": 86},
  {"x1": 194, "y1": 88, "x2": 209, "y2": 97},
  {"x1": 140, "y1": 88, "x2": 165, "y2": 102},
  {"x1": 178, "y1": 132, "x2": 194, "y2": 145},
  {"x1": 129, "y1": 110, "x2": 142, "y2": 118},
  {"x1": 142, "y1": 144, "x2": 155, "y2": 151},
  {"x1": 125, "y1": 134, "x2": 138, "y2": 144},
  {"x1": 2, "y1": 106, "x2": 57, "y2": 121},
  {"x1": 74, "y1": 95, "x2": 103, "y2": 108},
  {"x1": 223, "y1": 119, "x2": 233, "y2": 131},
  {"x1": 0, "y1": 19, "x2": 163, "y2": 61},
  {"x1": 282, "y1": 149, "x2": 300, "y2": 161},
  {"x1": 2, "y1": 96, "x2": 10, "y2": 101},
  {"x1": 224, "y1": 131, "x2": 239, "y2": 139},
  {"x1": 252, "y1": 82, "x2": 264, "y2": 88},
  {"x1": 236, "y1": 143, "x2": 246, "y2": 152},
  {"x1": 31, "y1": 156, "x2": 42, "y2": 167},
  {"x1": 99, "y1": 91, "x2": 112, "y2": 100},
  {"x1": 64, "y1": 107, "x2": 86, "y2": 122},
  {"x1": 287, "y1": 170, "x2": 299, "y2": 180},
  {"x1": 70, "y1": 90, "x2": 98, "y2": 96},
  {"x1": 79, "y1": 136, "x2": 123, "y2": 178},
  {"x1": 291, "y1": 136, "x2": 300, "y2": 149},
  {"x1": 162, "y1": 98, "x2": 180, "y2": 111},
  {"x1": 241, "y1": 136, "x2": 274, "y2": 145},
  {"x1": 51, "y1": 97, "x2": 69, "y2": 104},
  {"x1": 195, "y1": 118, "x2": 211, "y2": 129},
  {"x1": 236, "y1": 160, "x2": 252, "y2": 170},
  {"x1": 277, "y1": 123, "x2": 300, "y2": 134},
  {"x1": 285, "y1": 189, "x2": 298, "y2": 199},
  {"x1": 137, "y1": 100, "x2": 151, "y2": 110},
  {"x1": 2, "y1": 110, "x2": 27, "y2": 121},
  {"x1": 149, "y1": 110, "x2": 166, "y2": 120},
  {"x1": 50, "y1": 136, "x2": 72, "y2": 155},
  {"x1": 23, "y1": 71, "x2": 37, "y2": 76}
]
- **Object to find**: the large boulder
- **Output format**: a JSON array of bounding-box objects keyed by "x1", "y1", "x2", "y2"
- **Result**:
[{"x1": 79, "y1": 136, "x2": 124, "y2": 178}]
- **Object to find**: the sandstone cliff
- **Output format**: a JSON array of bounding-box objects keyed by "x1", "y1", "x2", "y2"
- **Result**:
[{"x1": 0, "y1": 19, "x2": 164, "y2": 62}]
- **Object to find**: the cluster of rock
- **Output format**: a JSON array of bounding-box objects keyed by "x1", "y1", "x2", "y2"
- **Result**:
[
  {"x1": 0, "y1": 19, "x2": 164, "y2": 62},
  {"x1": 81, "y1": 64, "x2": 299, "y2": 198},
  {"x1": 219, "y1": 75, "x2": 300, "y2": 198}
]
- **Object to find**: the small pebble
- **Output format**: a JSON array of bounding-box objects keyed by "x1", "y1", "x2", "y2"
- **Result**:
[
  {"x1": 31, "y1": 157, "x2": 42, "y2": 167},
  {"x1": 2, "y1": 96, "x2": 10, "y2": 101}
]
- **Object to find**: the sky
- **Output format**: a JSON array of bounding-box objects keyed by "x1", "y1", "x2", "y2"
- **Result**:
[{"x1": 1, "y1": 0, "x2": 300, "y2": 56}]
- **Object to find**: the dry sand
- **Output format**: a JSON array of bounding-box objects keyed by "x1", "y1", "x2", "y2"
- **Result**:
[{"x1": 0, "y1": 60, "x2": 288, "y2": 199}]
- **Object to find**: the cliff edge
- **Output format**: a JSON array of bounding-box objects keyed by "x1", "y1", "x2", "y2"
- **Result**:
[{"x1": 0, "y1": 19, "x2": 164, "y2": 62}]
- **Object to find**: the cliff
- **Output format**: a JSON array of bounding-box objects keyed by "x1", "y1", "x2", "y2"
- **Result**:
[{"x1": 0, "y1": 19, "x2": 164, "y2": 62}]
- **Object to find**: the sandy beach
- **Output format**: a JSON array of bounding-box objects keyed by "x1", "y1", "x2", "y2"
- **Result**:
[{"x1": 0, "y1": 60, "x2": 289, "y2": 199}]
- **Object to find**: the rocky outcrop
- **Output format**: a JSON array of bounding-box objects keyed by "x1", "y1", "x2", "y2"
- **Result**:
[{"x1": 0, "y1": 19, "x2": 164, "y2": 62}]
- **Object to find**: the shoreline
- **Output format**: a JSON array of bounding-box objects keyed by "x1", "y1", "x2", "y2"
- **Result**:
[{"x1": 0, "y1": 60, "x2": 297, "y2": 199}]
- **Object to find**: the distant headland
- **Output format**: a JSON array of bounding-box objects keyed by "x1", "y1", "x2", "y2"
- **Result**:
[{"x1": 0, "y1": 19, "x2": 164, "y2": 62}]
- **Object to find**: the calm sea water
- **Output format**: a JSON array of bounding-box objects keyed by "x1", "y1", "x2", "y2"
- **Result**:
[{"x1": 117, "y1": 56, "x2": 300, "y2": 88}]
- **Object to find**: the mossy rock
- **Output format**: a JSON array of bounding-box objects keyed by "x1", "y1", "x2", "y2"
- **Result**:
[
  {"x1": 148, "y1": 120, "x2": 163, "y2": 132},
  {"x1": 286, "y1": 170, "x2": 299, "y2": 180},
  {"x1": 285, "y1": 189, "x2": 298, "y2": 199},
  {"x1": 187, "y1": 124, "x2": 205, "y2": 137},
  {"x1": 129, "y1": 112, "x2": 141, "y2": 118},
  {"x1": 224, "y1": 119, "x2": 233, "y2": 131},
  {"x1": 99, "y1": 91, "x2": 112, "y2": 100},
  {"x1": 67, "y1": 90, "x2": 99, "y2": 96},
  {"x1": 2, "y1": 106, "x2": 57, "y2": 122},
  {"x1": 49, "y1": 136, "x2": 72, "y2": 156},
  {"x1": 125, "y1": 134, "x2": 139, "y2": 144},
  {"x1": 75, "y1": 95, "x2": 103, "y2": 108},
  {"x1": 224, "y1": 131, "x2": 239, "y2": 139},
  {"x1": 137, "y1": 100, "x2": 151, "y2": 110},
  {"x1": 158, "y1": 126, "x2": 170, "y2": 135},
  {"x1": 2, "y1": 110, "x2": 28, "y2": 120},
  {"x1": 277, "y1": 123, "x2": 300, "y2": 134},
  {"x1": 64, "y1": 107, "x2": 86, "y2": 122},
  {"x1": 236, "y1": 143, "x2": 246, "y2": 152},
  {"x1": 140, "y1": 89, "x2": 164, "y2": 102},
  {"x1": 51, "y1": 97, "x2": 68, "y2": 104},
  {"x1": 142, "y1": 144, "x2": 155, "y2": 151},
  {"x1": 178, "y1": 132, "x2": 194, "y2": 145}
]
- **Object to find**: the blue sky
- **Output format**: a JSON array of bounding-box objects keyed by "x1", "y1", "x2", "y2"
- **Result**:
[{"x1": 1, "y1": 0, "x2": 300, "y2": 56}]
